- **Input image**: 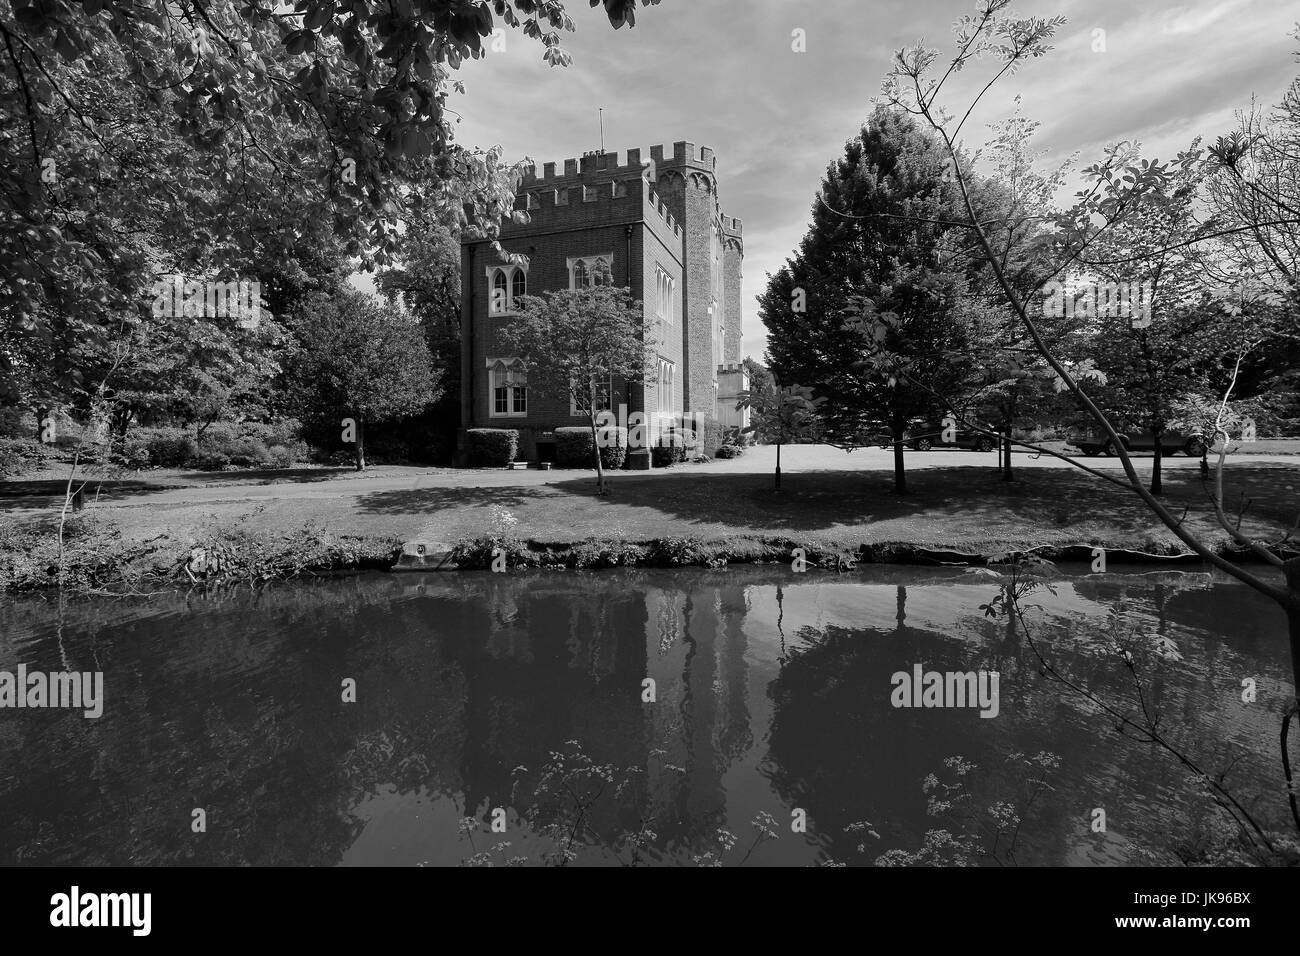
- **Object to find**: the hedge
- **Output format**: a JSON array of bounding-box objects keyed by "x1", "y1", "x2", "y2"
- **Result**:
[
  {"x1": 555, "y1": 426, "x2": 627, "y2": 470},
  {"x1": 466, "y1": 428, "x2": 519, "y2": 467}
]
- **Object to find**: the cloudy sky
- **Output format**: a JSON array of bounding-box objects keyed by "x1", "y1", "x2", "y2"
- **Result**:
[{"x1": 445, "y1": 0, "x2": 1298, "y2": 362}]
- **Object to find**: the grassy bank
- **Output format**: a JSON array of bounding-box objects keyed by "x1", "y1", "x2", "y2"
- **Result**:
[{"x1": 2, "y1": 456, "x2": 1296, "y2": 591}]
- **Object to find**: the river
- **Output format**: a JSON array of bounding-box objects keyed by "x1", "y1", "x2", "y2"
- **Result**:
[{"x1": 0, "y1": 565, "x2": 1291, "y2": 866}]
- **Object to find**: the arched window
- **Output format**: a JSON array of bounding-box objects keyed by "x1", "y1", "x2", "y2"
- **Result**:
[
  {"x1": 511, "y1": 268, "x2": 526, "y2": 303},
  {"x1": 491, "y1": 270, "x2": 508, "y2": 314},
  {"x1": 572, "y1": 260, "x2": 588, "y2": 289}
]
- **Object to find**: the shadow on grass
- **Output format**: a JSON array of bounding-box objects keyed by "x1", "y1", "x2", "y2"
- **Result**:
[
  {"x1": 527, "y1": 462, "x2": 1297, "y2": 539},
  {"x1": 354, "y1": 484, "x2": 554, "y2": 515}
]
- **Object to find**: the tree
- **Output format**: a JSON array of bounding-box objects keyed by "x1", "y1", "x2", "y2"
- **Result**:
[
  {"x1": 1069, "y1": 154, "x2": 1227, "y2": 494},
  {"x1": 738, "y1": 382, "x2": 825, "y2": 491},
  {"x1": 499, "y1": 267, "x2": 654, "y2": 495},
  {"x1": 291, "y1": 289, "x2": 440, "y2": 470},
  {"x1": 1, "y1": 0, "x2": 660, "y2": 419},
  {"x1": 760, "y1": 105, "x2": 982, "y2": 494},
  {"x1": 742, "y1": 356, "x2": 774, "y2": 396},
  {"x1": 880, "y1": 0, "x2": 1300, "y2": 705},
  {"x1": 377, "y1": 165, "x2": 467, "y2": 461}
]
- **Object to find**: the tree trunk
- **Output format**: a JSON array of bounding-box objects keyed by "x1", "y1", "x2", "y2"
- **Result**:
[
  {"x1": 774, "y1": 441, "x2": 782, "y2": 491},
  {"x1": 113, "y1": 407, "x2": 132, "y2": 438},
  {"x1": 590, "y1": 418, "x2": 606, "y2": 495},
  {"x1": 354, "y1": 416, "x2": 366, "y2": 471},
  {"x1": 891, "y1": 416, "x2": 907, "y2": 494},
  {"x1": 1150, "y1": 427, "x2": 1163, "y2": 495},
  {"x1": 1002, "y1": 427, "x2": 1013, "y2": 482}
]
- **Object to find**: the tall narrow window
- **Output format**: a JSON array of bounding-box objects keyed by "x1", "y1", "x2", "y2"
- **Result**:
[
  {"x1": 572, "y1": 260, "x2": 587, "y2": 290},
  {"x1": 657, "y1": 358, "x2": 676, "y2": 415},
  {"x1": 491, "y1": 270, "x2": 508, "y2": 315},
  {"x1": 511, "y1": 269, "x2": 526, "y2": 304}
]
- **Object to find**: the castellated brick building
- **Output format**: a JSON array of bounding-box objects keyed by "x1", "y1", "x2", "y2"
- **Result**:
[{"x1": 458, "y1": 141, "x2": 748, "y2": 465}]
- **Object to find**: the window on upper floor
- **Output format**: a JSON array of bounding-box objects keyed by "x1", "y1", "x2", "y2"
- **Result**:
[
  {"x1": 487, "y1": 358, "x2": 527, "y2": 417},
  {"x1": 655, "y1": 266, "x2": 675, "y2": 324},
  {"x1": 567, "y1": 255, "x2": 613, "y2": 290},
  {"x1": 486, "y1": 264, "x2": 526, "y2": 314}
]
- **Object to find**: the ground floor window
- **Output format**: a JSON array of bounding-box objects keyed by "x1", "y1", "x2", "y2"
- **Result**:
[{"x1": 488, "y1": 359, "x2": 527, "y2": 417}]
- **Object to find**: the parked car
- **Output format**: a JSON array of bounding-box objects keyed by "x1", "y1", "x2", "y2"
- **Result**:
[
  {"x1": 1071, "y1": 428, "x2": 1208, "y2": 457},
  {"x1": 905, "y1": 417, "x2": 998, "y2": 452}
]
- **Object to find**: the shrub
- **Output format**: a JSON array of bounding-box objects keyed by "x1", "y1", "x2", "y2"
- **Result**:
[
  {"x1": 466, "y1": 428, "x2": 519, "y2": 467},
  {"x1": 0, "y1": 437, "x2": 60, "y2": 477},
  {"x1": 701, "y1": 418, "x2": 725, "y2": 456},
  {"x1": 266, "y1": 445, "x2": 295, "y2": 469},
  {"x1": 0, "y1": 407, "x2": 30, "y2": 438},
  {"x1": 723, "y1": 425, "x2": 751, "y2": 448},
  {"x1": 234, "y1": 419, "x2": 303, "y2": 448},
  {"x1": 555, "y1": 426, "x2": 626, "y2": 470},
  {"x1": 195, "y1": 452, "x2": 231, "y2": 471},
  {"x1": 124, "y1": 427, "x2": 199, "y2": 468},
  {"x1": 715, "y1": 444, "x2": 742, "y2": 459},
  {"x1": 228, "y1": 437, "x2": 272, "y2": 467},
  {"x1": 198, "y1": 422, "x2": 238, "y2": 451},
  {"x1": 651, "y1": 443, "x2": 686, "y2": 468}
]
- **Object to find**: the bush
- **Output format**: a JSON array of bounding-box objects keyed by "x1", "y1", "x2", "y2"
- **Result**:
[
  {"x1": 0, "y1": 437, "x2": 60, "y2": 477},
  {"x1": 123, "y1": 427, "x2": 199, "y2": 468},
  {"x1": 701, "y1": 418, "x2": 725, "y2": 456},
  {"x1": 0, "y1": 407, "x2": 30, "y2": 438},
  {"x1": 199, "y1": 422, "x2": 238, "y2": 451},
  {"x1": 195, "y1": 452, "x2": 231, "y2": 471},
  {"x1": 651, "y1": 443, "x2": 686, "y2": 468},
  {"x1": 466, "y1": 428, "x2": 519, "y2": 467},
  {"x1": 723, "y1": 425, "x2": 751, "y2": 448},
  {"x1": 233, "y1": 419, "x2": 302, "y2": 448},
  {"x1": 555, "y1": 426, "x2": 626, "y2": 470},
  {"x1": 266, "y1": 445, "x2": 295, "y2": 469},
  {"x1": 227, "y1": 437, "x2": 271, "y2": 467},
  {"x1": 715, "y1": 444, "x2": 742, "y2": 459}
]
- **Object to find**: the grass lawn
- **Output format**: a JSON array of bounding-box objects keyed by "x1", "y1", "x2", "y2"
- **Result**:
[{"x1": 4, "y1": 450, "x2": 1295, "y2": 563}]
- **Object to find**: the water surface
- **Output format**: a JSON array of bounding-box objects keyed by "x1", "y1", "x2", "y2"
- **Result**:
[{"x1": 0, "y1": 565, "x2": 1291, "y2": 866}]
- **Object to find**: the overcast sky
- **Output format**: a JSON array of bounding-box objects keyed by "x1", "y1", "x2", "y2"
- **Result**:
[{"x1": 440, "y1": 0, "x2": 1298, "y2": 362}]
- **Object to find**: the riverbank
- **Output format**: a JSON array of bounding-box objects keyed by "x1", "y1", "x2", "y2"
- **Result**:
[{"x1": 3, "y1": 447, "x2": 1297, "y2": 590}]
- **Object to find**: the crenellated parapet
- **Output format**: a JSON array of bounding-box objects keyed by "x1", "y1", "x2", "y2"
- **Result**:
[{"x1": 505, "y1": 163, "x2": 682, "y2": 247}]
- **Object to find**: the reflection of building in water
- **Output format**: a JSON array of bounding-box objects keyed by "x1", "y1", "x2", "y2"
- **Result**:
[{"x1": 643, "y1": 578, "x2": 753, "y2": 843}]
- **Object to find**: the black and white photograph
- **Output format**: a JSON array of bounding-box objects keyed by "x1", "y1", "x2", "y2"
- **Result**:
[{"x1": 0, "y1": 0, "x2": 1296, "y2": 929}]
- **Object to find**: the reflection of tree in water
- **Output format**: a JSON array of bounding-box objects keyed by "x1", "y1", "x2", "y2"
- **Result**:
[
  {"x1": 761, "y1": 571, "x2": 1289, "y2": 864},
  {"x1": 761, "y1": 585, "x2": 1078, "y2": 866},
  {"x1": 2, "y1": 579, "x2": 481, "y2": 864}
]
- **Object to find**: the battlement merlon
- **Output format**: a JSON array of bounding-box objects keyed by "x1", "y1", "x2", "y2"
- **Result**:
[
  {"x1": 520, "y1": 142, "x2": 720, "y2": 187},
  {"x1": 721, "y1": 214, "x2": 743, "y2": 236},
  {"x1": 500, "y1": 173, "x2": 683, "y2": 248}
]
